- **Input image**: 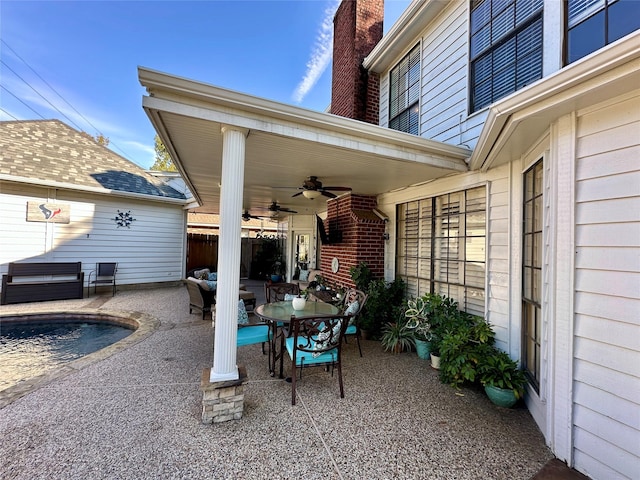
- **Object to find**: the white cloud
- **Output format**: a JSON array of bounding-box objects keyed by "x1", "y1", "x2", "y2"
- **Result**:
[{"x1": 292, "y1": 0, "x2": 340, "y2": 104}]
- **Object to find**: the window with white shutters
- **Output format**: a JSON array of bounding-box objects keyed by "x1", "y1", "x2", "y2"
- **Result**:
[{"x1": 396, "y1": 186, "x2": 486, "y2": 315}]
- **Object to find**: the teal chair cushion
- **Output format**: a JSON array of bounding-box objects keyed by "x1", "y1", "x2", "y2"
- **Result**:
[
  {"x1": 345, "y1": 324, "x2": 357, "y2": 335},
  {"x1": 237, "y1": 324, "x2": 270, "y2": 347},
  {"x1": 285, "y1": 336, "x2": 338, "y2": 365}
]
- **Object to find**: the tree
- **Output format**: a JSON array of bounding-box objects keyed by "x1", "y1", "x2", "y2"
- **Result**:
[
  {"x1": 150, "y1": 134, "x2": 176, "y2": 171},
  {"x1": 94, "y1": 134, "x2": 110, "y2": 146}
]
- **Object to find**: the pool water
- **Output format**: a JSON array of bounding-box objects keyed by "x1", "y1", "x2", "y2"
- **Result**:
[{"x1": 0, "y1": 321, "x2": 133, "y2": 391}]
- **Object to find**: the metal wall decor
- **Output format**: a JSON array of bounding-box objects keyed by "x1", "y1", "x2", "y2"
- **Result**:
[{"x1": 114, "y1": 209, "x2": 136, "y2": 228}]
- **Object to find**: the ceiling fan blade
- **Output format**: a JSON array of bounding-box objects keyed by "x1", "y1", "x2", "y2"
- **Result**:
[
  {"x1": 280, "y1": 207, "x2": 298, "y2": 213},
  {"x1": 322, "y1": 186, "x2": 352, "y2": 191},
  {"x1": 291, "y1": 192, "x2": 304, "y2": 198},
  {"x1": 321, "y1": 191, "x2": 337, "y2": 198}
]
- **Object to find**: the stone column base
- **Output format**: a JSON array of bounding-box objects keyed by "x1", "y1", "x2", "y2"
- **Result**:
[{"x1": 201, "y1": 365, "x2": 248, "y2": 424}]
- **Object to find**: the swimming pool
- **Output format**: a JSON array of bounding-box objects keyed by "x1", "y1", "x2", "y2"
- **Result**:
[{"x1": 0, "y1": 313, "x2": 135, "y2": 391}]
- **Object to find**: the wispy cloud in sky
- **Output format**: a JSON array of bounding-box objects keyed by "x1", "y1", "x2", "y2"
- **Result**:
[{"x1": 292, "y1": 0, "x2": 340, "y2": 104}]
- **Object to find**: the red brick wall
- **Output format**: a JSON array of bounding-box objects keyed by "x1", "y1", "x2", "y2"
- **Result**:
[
  {"x1": 319, "y1": 194, "x2": 385, "y2": 288},
  {"x1": 331, "y1": 0, "x2": 383, "y2": 123}
]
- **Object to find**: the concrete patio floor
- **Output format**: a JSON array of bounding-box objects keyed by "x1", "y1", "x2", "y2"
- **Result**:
[{"x1": 1, "y1": 280, "x2": 584, "y2": 479}]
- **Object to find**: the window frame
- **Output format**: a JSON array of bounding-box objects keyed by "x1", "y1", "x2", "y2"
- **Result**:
[
  {"x1": 565, "y1": 0, "x2": 640, "y2": 65},
  {"x1": 388, "y1": 43, "x2": 421, "y2": 135},
  {"x1": 396, "y1": 186, "x2": 486, "y2": 316},
  {"x1": 521, "y1": 159, "x2": 543, "y2": 392},
  {"x1": 469, "y1": 0, "x2": 544, "y2": 113}
]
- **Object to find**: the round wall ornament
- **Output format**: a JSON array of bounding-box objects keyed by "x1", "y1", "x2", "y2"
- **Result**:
[{"x1": 331, "y1": 257, "x2": 339, "y2": 273}]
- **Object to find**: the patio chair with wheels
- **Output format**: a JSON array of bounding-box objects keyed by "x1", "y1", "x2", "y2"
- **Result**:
[
  {"x1": 341, "y1": 289, "x2": 368, "y2": 357},
  {"x1": 282, "y1": 313, "x2": 351, "y2": 405},
  {"x1": 88, "y1": 262, "x2": 117, "y2": 297}
]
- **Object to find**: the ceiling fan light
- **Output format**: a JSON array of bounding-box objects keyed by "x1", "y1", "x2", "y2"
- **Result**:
[{"x1": 302, "y1": 189, "x2": 321, "y2": 200}]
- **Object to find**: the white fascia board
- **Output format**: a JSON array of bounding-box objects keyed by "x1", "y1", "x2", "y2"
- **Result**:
[
  {"x1": 470, "y1": 32, "x2": 640, "y2": 171},
  {"x1": 139, "y1": 67, "x2": 471, "y2": 168},
  {"x1": 142, "y1": 105, "x2": 205, "y2": 208},
  {"x1": 0, "y1": 174, "x2": 189, "y2": 207},
  {"x1": 364, "y1": 0, "x2": 448, "y2": 73}
]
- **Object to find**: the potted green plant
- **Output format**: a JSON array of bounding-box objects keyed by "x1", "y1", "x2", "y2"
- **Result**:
[
  {"x1": 292, "y1": 288, "x2": 308, "y2": 310},
  {"x1": 380, "y1": 316, "x2": 415, "y2": 354},
  {"x1": 404, "y1": 297, "x2": 432, "y2": 359},
  {"x1": 478, "y1": 348, "x2": 527, "y2": 408},
  {"x1": 439, "y1": 313, "x2": 495, "y2": 387}
]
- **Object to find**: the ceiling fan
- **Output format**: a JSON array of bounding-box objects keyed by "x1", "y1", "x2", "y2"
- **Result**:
[
  {"x1": 242, "y1": 210, "x2": 266, "y2": 221},
  {"x1": 292, "y1": 176, "x2": 352, "y2": 199},
  {"x1": 267, "y1": 201, "x2": 298, "y2": 216}
]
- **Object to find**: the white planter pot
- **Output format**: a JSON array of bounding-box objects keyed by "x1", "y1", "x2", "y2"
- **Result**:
[
  {"x1": 292, "y1": 297, "x2": 306, "y2": 310},
  {"x1": 430, "y1": 353, "x2": 441, "y2": 370}
]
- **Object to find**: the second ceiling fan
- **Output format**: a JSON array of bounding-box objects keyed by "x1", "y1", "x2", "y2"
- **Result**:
[{"x1": 292, "y1": 176, "x2": 352, "y2": 199}]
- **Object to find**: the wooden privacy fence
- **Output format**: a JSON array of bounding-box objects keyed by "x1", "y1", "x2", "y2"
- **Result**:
[
  {"x1": 187, "y1": 234, "x2": 218, "y2": 273},
  {"x1": 187, "y1": 235, "x2": 263, "y2": 278}
]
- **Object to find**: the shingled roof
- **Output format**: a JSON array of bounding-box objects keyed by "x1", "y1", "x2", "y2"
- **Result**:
[{"x1": 0, "y1": 119, "x2": 186, "y2": 200}]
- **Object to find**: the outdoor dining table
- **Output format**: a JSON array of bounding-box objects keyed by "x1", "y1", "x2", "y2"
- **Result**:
[{"x1": 254, "y1": 300, "x2": 341, "y2": 378}]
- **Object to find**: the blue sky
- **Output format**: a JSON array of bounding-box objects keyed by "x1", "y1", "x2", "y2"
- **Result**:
[{"x1": 1, "y1": 0, "x2": 411, "y2": 169}]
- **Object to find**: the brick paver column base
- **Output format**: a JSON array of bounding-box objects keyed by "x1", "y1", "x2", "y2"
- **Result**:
[{"x1": 201, "y1": 365, "x2": 248, "y2": 423}]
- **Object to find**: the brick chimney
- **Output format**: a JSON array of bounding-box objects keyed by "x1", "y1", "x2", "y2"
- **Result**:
[
  {"x1": 331, "y1": 0, "x2": 383, "y2": 123},
  {"x1": 319, "y1": 194, "x2": 387, "y2": 287}
]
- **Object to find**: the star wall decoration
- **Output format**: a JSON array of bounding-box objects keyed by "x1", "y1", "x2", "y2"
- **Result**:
[{"x1": 114, "y1": 209, "x2": 136, "y2": 228}]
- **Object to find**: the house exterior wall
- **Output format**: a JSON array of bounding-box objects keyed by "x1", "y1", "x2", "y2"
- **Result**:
[
  {"x1": 368, "y1": 2, "x2": 639, "y2": 477},
  {"x1": 571, "y1": 90, "x2": 640, "y2": 479},
  {"x1": 0, "y1": 181, "x2": 187, "y2": 290},
  {"x1": 377, "y1": 164, "x2": 513, "y2": 353},
  {"x1": 378, "y1": 1, "x2": 490, "y2": 149}
]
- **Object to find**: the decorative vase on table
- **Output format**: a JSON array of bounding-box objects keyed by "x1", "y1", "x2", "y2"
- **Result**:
[
  {"x1": 292, "y1": 297, "x2": 306, "y2": 311},
  {"x1": 414, "y1": 339, "x2": 431, "y2": 360},
  {"x1": 484, "y1": 385, "x2": 518, "y2": 408},
  {"x1": 430, "y1": 353, "x2": 441, "y2": 370}
]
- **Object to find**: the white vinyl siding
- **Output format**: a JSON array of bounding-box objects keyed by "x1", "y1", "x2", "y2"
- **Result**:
[
  {"x1": 420, "y1": 3, "x2": 469, "y2": 145},
  {"x1": 573, "y1": 91, "x2": 640, "y2": 479},
  {"x1": 379, "y1": 1, "x2": 488, "y2": 150},
  {"x1": 0, "y1": 183, "x2": 187, "y2": 287}
]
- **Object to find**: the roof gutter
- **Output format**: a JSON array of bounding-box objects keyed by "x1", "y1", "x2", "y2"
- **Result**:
[{"x1": 0, "y1": 174, "x2": 189, "y2": 206}]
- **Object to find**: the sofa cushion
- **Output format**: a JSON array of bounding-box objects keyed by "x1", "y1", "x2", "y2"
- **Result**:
[
  {"x1": 193, "y1": 268, "x2": 210, "y2": 279},
  {"x1": 299, "y1": 269, "x2": 310, "y2": 282}
]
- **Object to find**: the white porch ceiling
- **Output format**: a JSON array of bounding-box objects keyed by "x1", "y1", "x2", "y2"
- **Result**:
[{"x1": 139, "y1": 67, "x2": 471, "y2": 216}]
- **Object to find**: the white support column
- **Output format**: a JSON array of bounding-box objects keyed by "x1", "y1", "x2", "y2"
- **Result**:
[{"x1": 210, "y1": 125, "x2": 248, "y2": 382}]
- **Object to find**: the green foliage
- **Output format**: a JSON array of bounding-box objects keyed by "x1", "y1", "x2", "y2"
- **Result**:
[
  {"x1": 151, "y1": 135, "x2": 176, "y2": 171},
  {"x1": 359, "y1": 278, "x2": 406, "y2": 340},
  {"x1": 349, "y1": 263, "x2": 405, "y2": 340},
  {"x1": 439, "y1": 316, "x2": 495, "y2": 388},
  {"x1": 478, "y1": 349, "x2": 527, "y2": 399},
  {"x1": 380, "y1": 316, "x2": 415, "y2": 354},
  {"x1": 349, "y1": 262, "x2": 373, "y2": 291}
]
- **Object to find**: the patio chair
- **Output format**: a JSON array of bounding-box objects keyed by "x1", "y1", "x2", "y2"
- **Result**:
[
  {"x1": 282, "y1": 313, "x2": 351, "y2": 405},
  {"x1": 87, "y1": 262, "x2": 117, "y2": 297},
  {"x1": 341, "y1": 289, "x2": 368, "y2": 357},
  {"x1": 185, "y1": 277, "x2": 216, "y2": 320},
  {"x1": 264, "y1": 282, "x2": 299, "y2": 303},
  {"x1": 236, "y1": 299, "x2": 270, "y2": 354}
]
